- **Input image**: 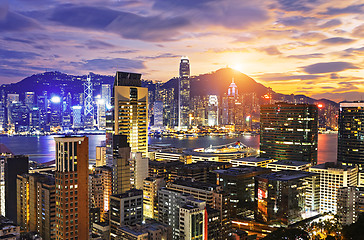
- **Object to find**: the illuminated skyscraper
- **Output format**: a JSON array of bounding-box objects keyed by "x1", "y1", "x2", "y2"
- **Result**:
[
  {"x1": 72, "y1": 106, "x2": 83, "y2": 128},
  {"x1": 113, "y1": 72, "x2": 148, "y2": 156},
  {"x1": 338, "y1": 101, "x2": 364, "y2": 169},
  {"x1": 84, "y1": 75, "x2": 94, "y2": 128},
  {"x1": 17, "y1": 173, "x2": 55, "y2": 240},
  {"x1": 54, "y1": 136, "x2": 89, "y2": 240},
  {"x1": 179, "y1": 57, "x2": 190, "y2": 129},
  {"x1": 208, "y1": 95, "x2": 219, "y2": 126},
  {"x1": 24, "y1": 92, "x2": 35, "y2": 109},
  {"x1": 260, "y1": 103, "x2": 318, "y2": 164}
]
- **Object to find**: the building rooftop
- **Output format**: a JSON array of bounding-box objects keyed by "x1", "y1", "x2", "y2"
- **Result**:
[
  {"x1": 169, "y1": 178, "x2": 220, "y2": 191},
  {"x1": 233, "y1": 156, "x2": 273, "y2": 163},
  {"x1": 112, "y1": 188, "x2": 143, "y2": 199},
  {"x1": 258, "y1": 170, "x2": 315, "y2": 181},
  {"x1": 268, "y1": 160, "x2": 311, "y2": 167},
  {"x1": 310, "y1": 162, "x2": 356, "y2": 171},
  {"x1": 214, "y1": 166, "x2": 269, "y2": 176}
]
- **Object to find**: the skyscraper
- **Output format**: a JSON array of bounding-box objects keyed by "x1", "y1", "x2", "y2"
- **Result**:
[
  {"x1": 84, "y1": 75, "x2": 94, "y2": 128},
  {"x1": 17, "y1": 173, "x2": 55, "y2": 240},
  {"x1": 3, "y1": 155, "x2": 29, "y2": 222},
  {"x1": 112, "y1": 134, "x2": 131, "y2": 195},
  {"x1": 260, "y1": 103, "x2": 318, "y2": 164},
  {"x1": 113, "y1": 71, "x2": 148, "y2": 156},
  {"x1": 338, "y1": 101, "x2": 364, "y2": 169},
  {"x1": 54, "y1": 136, "x2": 89, "y2": 240},
  {"x1": 179, "y1": 57, "x2": 190, "y2": 129}
]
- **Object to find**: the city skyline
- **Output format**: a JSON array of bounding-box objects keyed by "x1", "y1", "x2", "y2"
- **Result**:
[{"x1": 0, "y1": 0, "x2": 363, "y2": 102}]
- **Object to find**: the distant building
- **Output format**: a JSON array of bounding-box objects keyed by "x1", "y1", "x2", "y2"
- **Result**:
[
  {"x1": 309, "y1": 162, "x2": 358, "y2": 214},
  {"x1": 110, "y1": 189, "x2": 143, "y2": 240},
  {"x1": 54, "y1": 136, "x2": 89, "y2": 240},
  {"x1": 143, "y1": 177, "x2": 166, "y2": 220},
  {"x1": 113, "y1": 71, "x2": 148, "y2": 156},
  {"x1": 16, "y1": 173, "x2": 55, "y2": 240},
  {"x1": 92, "y1": 222, "x2": 110, "y2": 240},
  {"x1": 130, "y1": 152, "x2": 148, "y2": 190},
  {"x1": 255, "y1": 170, "x2": 318, "y2": 226},
  {"x1": 0, "y1": 215, "x2": 20, "y2": 239},
  {"x1": 112, "y1": 135, "x2": 131, "y2": 195},
  {"x1": 2, "y1": 155, "x2": 29, "y2": 222},
  {"x1": 265, "y1": 160, "x2": 312, "y2": 172},
  {"x1": 208, "y1": 95, "x2": 219, "y2": 126},
  {"x1": 179, "y1": 57, "x2": 190, "y2": 129},
  {"x1": 215, "y1": 166, "x2": 271, "y2": 218},
  {"x1": 116, "y1": 219, "x2": 171, "y2": 240},
  {"x1": 72, "y1": 106, "x2": 83, "y2": 128},
  {"x1": 158, "y1": 188, "x2": 206, "y2": 240},
  {"x1": 96, "y1": 145, "x2": 107, "y2": 167},
  {"x1": 338, "y1": 101, "x2": 364, "y2": 169},
  {"x1": 94, "y1": 166, "x2": 113, "y2": 221},
  {"x1": 260, "y1": 103, "x2": 318, "y2": 164}
]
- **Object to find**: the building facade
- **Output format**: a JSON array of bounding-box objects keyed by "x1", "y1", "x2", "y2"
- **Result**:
[
  {"x1": 179, "y1": 57, "x2": 190, "y2": 129},
  {"x1": 113, "y1": 72, "x2": 148, "y2": 156},
  {"x1": 260, "y1": 103, "x2": 318, "y2": 164},
  {"x1": 54, "y1": 136, "x2": 89, "y2": 240},
  {"x1": 338, "y1": 101, "x2": 364, "y2": 169}
]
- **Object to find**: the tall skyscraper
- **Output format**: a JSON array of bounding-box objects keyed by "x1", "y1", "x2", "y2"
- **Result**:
[
  {"x1": 208, "y1": 95, "x2": 219, "y2": 126},
  {"x1": 179, "y1": 57, "x2": 190, "y2": 129},
  {"x1": 112, "y1": 134, "x2": 131, "y2": 195},
  {"x1": 84, "y1": 75, "x2": 94, "y2": 128},
  {"x1": 54, "y1": 136, "x2": 89, "y2": 240},
  {"x1": 260, "y1": 103, "x2": 318, "y2": 164},
  {"x1": 101, "y1": 84, "x2": 112, "y2": 106},
  {"x1": 338, "y1": 101, "x2": 364, "y2": 169},
  {"x1": 3, "y1": 155, "x2": 29, "y2": 222},
  {"x1": 110, "y1": 189, "x2": 143, "y2": 240},
  {"x1": 113, "y1": 71, "x2": 148, "y2": 156},
  {"x1": 17, "y1": 173, "x2": 55, "y2": 240}
]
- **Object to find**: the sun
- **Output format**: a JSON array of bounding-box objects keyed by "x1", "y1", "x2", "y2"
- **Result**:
[{"x1": 230, "y1": 63, "x2": 244, "y2": 73}]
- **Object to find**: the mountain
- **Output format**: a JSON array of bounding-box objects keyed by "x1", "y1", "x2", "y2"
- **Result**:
[
  {"x1": 189, "y1": 67, "x2": 268, "y2": 97},
  {"x1": 0, "y1": 68, "x2": 338, "y2": 107}
]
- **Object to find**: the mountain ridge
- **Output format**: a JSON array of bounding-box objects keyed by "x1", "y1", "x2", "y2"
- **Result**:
[{"x1": 0, "y1": 68, "x2": 338, "y2": 106}]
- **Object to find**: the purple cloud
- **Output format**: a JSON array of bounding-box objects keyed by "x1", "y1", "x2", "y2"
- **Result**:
[
  {"x1": 71, "y1": 58, "x2": 145, "y2": 72},
  {"x1": 322, "y1": 4, "x2": 364, "y2": 15},
  {"x1": 49, "y1": 5, "x2": 189, "y2": 41},
  {"x1": 0, "y1": 48, "x2": 40, "y2": 59},
  {"x1": 0, "y1": 4, "x2": 39, "y2": 32},
  {"x1": 153, "y1": 0, "x2": 268, "y2": 30},
  {"x1": 303, "y1": 62, "x2": 359, "y2": 74},
  {"x1": 320, "y1": 37, "x2": 356, "y2": 44},
  {"x1": 277, "y1": 0, "x2": 316, "y2": 12},
  {"x1": 287, "y1": 53, "x2": 323, "y2": 59},
  {"x1": 278, "y1": 16, "x2": 317, "y2": 26},
  {"x1": 318, "y1": 19, "x2": 342, "y2": 28},
  {"x1": 85, "y1": 40, "x2": 115, "y2": 50}
]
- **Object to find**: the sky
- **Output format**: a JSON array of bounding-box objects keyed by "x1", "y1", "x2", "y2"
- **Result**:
[{"x1": 0, "y1": 0, "x2": 364, "y2": 102}]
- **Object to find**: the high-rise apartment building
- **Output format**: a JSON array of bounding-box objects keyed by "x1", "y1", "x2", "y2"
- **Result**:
[
  {"x1": 309, "y1": 163, "x2": 358, "y2": 214},
  {"x1": 338, "y1": 101, "x2": 364, "y2": 169},
  {"x1": 255, "y1": 170, "x2": 317, "y2": 226},
  {"x1": 54, "y1": 136, "x2": 89, "y2": 240},
  {"x1": 110, "y1": 189, "x2": 143, "y2": 240},
  {"x1": 130, "y1": 152, "x2": 148, "y2": 189},
  {"x1": 179, "y1": 57, "x2": 190, "y2": 129},
  {"x1": 94, "y1": 166, "x2": 112, "y2": 221},
  {"x1": 17, "y1": 173, "x2": 55, "y2": 240},
  {"x1": 113, "y1": 71, "x2": 148, "y2": 156},
  {"x1": 112, "y1": 135, "x2": 131, "y2": 195},
  {"x1": 158, "y1": 188, "x2": 206, "y2": 240},
  {"x1": 260, "y1": 103, "x2": 318, "y2": 164},
  {"x1": 143, "y1": 177, "x2": 166, "y2": 220},
  {"x1": 3, "y1": 155, "x2": 29, "y2": 222}
]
